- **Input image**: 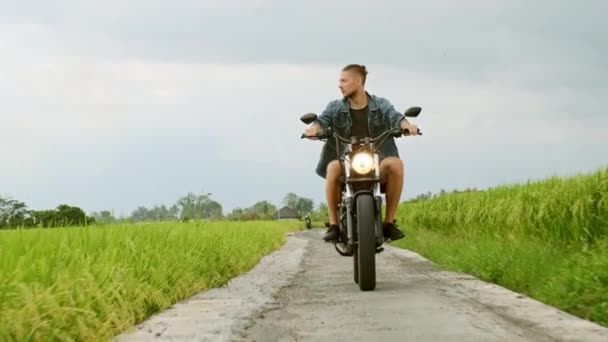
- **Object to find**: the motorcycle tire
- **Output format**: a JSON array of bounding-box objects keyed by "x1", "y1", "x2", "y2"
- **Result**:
[
  {"x1": 356, "y1": 193, "x2": 376, "y2": 291},
  {"x1": 353, "y1": 247, "x2": 359, "y2": 284}
]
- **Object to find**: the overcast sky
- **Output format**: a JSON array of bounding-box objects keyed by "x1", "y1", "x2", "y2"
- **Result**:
[{"x1": 1, "y1": 1, "x2": 607, "y2": 217}]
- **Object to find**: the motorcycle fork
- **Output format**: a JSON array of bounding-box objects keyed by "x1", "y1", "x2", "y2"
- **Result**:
[
  {"x1": 343, "y1": 158, "x2": 355, "y2": 245},
  {"x1": 343, "y1": 155, "x2": 384, "y2": 246},
  {"x1": 374, "y1": 193, "x2": 383, "y2": 246},
  {"x1": 373, "y1": 154, "x2": 384, "y2": 246}
]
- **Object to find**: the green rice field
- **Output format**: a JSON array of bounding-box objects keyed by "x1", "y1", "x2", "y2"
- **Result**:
[
  {"x1": 394, "y1": 166, "x2": 608, "y2": 327},
  {"x1": 0, "y1": 221, "x2": 301, "y2": 341}
]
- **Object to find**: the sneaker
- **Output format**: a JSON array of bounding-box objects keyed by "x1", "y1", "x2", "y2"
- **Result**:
[
  {"x1": 383, "y1": 221, "x2": 405, "y2": 241},
  {"x1": 323, "y1": 224, "x2": 339, "y2": 242}
]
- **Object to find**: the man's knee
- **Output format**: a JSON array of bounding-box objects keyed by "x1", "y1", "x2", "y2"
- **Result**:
[
  {"x1": 380, "y1": 157, "x2": 404, "y2": 177},
  {"x1": 326, "y1": 160, "x2": 342, "y2": 180}
]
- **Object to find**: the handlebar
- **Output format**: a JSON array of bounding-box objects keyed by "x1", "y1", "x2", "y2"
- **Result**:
[{"x1": 301, "y1": 127, "x2": 422, "y2": 141}]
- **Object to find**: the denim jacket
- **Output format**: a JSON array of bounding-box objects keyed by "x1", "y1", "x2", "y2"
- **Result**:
[{"x1": 313, "y1": 92, "x2": 407, "y2": 178}]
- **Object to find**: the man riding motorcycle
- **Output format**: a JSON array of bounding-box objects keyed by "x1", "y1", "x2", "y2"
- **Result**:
[{"x1": 302, "y1": 64, "x2": 419, "y2": 242}]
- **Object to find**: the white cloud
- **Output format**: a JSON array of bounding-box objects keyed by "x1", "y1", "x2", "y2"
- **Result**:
[{"x1": 0, "y1": 0, "x2": 606, "y2": 215}]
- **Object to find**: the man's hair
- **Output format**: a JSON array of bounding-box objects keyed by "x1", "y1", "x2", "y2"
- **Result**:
[{"x1": 342, "y1": 64, "x2": 368, "y2": 84}]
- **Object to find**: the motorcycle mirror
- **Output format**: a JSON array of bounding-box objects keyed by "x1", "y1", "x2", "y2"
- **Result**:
[
  {"x1": 404, "y1": 106, "x2": 421, "y2": 117},
  {"x1": 300, "y1": 112, "x2": 318, "y2": 124}
]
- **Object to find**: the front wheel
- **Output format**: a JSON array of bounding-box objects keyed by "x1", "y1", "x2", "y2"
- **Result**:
[
  {"x1": 356, "y1": 194, "x2": 376, "y2": 291},
  {"x1": 353, "y1": 247, "x2": 359, "y2": 284}
]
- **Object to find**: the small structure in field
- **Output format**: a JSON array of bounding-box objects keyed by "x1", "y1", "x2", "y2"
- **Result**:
[{"x1": 273, "y1": 206, "x2": 300, "y2": 220}]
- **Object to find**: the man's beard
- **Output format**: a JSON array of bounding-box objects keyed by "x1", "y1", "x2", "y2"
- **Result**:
[
  {"x1": 343, "y1": 89, "x2": 356, "y2": 98},
  {"x1": 344, "y1": 89, "x2": 361, "y2": 99}
]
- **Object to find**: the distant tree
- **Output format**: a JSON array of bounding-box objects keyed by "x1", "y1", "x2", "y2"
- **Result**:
[
  {"x1": 169, "y1": 204, "x2": 180, "y2": 219},
  {"x1": 55, "y1": 204, "x2": 92, "y2": 226},
  {"x1": 279, "y1": 192, "x2": 316, "y2": 219},
  {"x1": 281, "y1": 192, "x2": 314, "y2": 215},
  {"x1": 127, "y1": 203, "x2": 181, "y2": 223},
  {"x1": 226, "y1": 207, "x2": 246, "y2": 221},
  {"x1": 282, "y1": 192, "x2": 299, "y2": 209},
  {"x1": 202, "y1": 200, "x2": 223, "y2": 219},
  {"x1": 0, "y1": 196, "x2": 30, "y2": 228},
  {"x1": 91, "y1": 210, "x2": 117, "y2": 224},
  {"x1": 225, "y1": 200, "x2": 278, "y2": 221},
  {"x1": 295, "y1": 197, "x2": 314, "y2": 216},
  {"x1": 150, "y1": 204, "x2": 178, "y2": 221},
  {"x1": 250, "y1": 200, "x2": 277, "y2": 219},
  {"x1": 130, "y1": 206, "x2": 151, "y2": 222},
  {"x1": 176, "y1": 192, "x2": 223, "y2": 221},
  {"x1": 31, "y1": 209, "x2": 58, "y2": 227},
  {"x1": 29, "y1": 204, "x2": 94, "y2": 227},
  {"x1": 176, "y1": 192, "x2": 197, "y2": 220}
]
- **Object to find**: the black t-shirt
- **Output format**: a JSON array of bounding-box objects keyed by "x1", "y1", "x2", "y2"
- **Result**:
[{"x1": 349, "y1": 106, "x2": 369, "y2": 138}]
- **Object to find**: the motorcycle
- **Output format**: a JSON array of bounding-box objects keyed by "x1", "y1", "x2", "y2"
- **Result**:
[
  {"x1": 304, "y1": 215, "x2": 312, "y2": 229},
  {"x1": 300, "y1": 106, "x2": 422, "y2": 291}
]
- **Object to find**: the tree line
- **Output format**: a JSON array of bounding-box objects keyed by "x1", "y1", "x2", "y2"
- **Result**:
[
  {"x1": 92, "y1": 191, "x2": 327, "y2": 224},
  {"x1": 0, "y1": 191, "x2": 329, "y2": 229},
  {"x1": 0, "y1": 187, "x2": 486, "y2": 229},
  {"x1": 0, "y1": 196, "x2": 95, "y2": 228}
]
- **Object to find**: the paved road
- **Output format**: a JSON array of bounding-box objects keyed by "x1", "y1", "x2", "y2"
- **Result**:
[{"x1": 115, "y1": 229, "x2": 608, "y2": 342}]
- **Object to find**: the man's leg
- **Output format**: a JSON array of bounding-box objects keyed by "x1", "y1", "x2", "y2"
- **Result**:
[
  {"x1": 379, "y1": 157, "x2": 405, "y2": 240},
  {"x1": 323, "y1": 160, "x2": 342, "y2": 241}
]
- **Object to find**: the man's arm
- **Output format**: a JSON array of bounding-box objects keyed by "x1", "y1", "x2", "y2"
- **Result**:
[
  {"x1": 313, "y1": 100, "x2": 336, "y2": 129},
  {"x1": 381, "y1": 97, "x2": 419, "y2": 134},
  {"x1": 381, "y1": 98, "x2": 407, "y2": 129},
  {"x1": 304, "y1": 100, "x2": 336, "y2": 138}
]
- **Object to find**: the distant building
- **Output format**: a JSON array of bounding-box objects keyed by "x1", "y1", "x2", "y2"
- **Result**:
[{"x1": 273, "y1": 206, "x2": 300, "y2": 220}]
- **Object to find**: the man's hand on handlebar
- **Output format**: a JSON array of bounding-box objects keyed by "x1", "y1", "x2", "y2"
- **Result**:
[
  {"x1": 400, "y1": 120, "x2": 420, "y2": 136},
  {"x1": 303, "y1": 124, "x2": 322, "y2": 140}
]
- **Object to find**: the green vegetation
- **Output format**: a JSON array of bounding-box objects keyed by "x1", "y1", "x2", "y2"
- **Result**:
[
  {"x1": 0, "y1": 221, "x2": 301, "y2": 341},
  {"x1": 227, "y1": 192, "x2": 321, "y2": 221},
  {"x1": 1, "y1": 191, "x2": 324, "y2": 227},
  {"x1": 0, "y1": 199, "x2": 95, "y2": 228},
  {"x1": 394, "y1": 166, "x2": 608, "y2": 327}
]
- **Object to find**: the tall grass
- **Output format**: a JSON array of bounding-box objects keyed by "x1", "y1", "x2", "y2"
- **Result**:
[
  {"x1": 399, "y1": 167, "x2": 608, "y2": 244},
  {"x1": 394, "y1": 166, "x2": 608, "y2": 327},
  {"x1": 0, "y1": 221, "x2": 301, "y2": 341}
]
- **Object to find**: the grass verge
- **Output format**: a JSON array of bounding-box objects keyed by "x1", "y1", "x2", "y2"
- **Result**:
[
  {"x1": 392, "y1": 228, "x2": 608, "y2": 327},
  {"x1": 393, "y1": 167, "x2": 608, "y2": 328}
]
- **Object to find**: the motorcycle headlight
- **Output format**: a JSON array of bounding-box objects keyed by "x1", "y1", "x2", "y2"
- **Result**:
[{"x1": 351, "y1": 152, "x2": 374, "y2": 174}]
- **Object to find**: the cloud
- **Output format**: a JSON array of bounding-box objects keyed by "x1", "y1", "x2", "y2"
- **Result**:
[{"x1": 1, "y1": 0, "x2": 607, "y2": 215}]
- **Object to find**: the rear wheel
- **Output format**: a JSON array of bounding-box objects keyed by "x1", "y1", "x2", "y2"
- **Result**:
[{"x1": 356, "y1": 194, "x2": 376, "y2": 291}]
